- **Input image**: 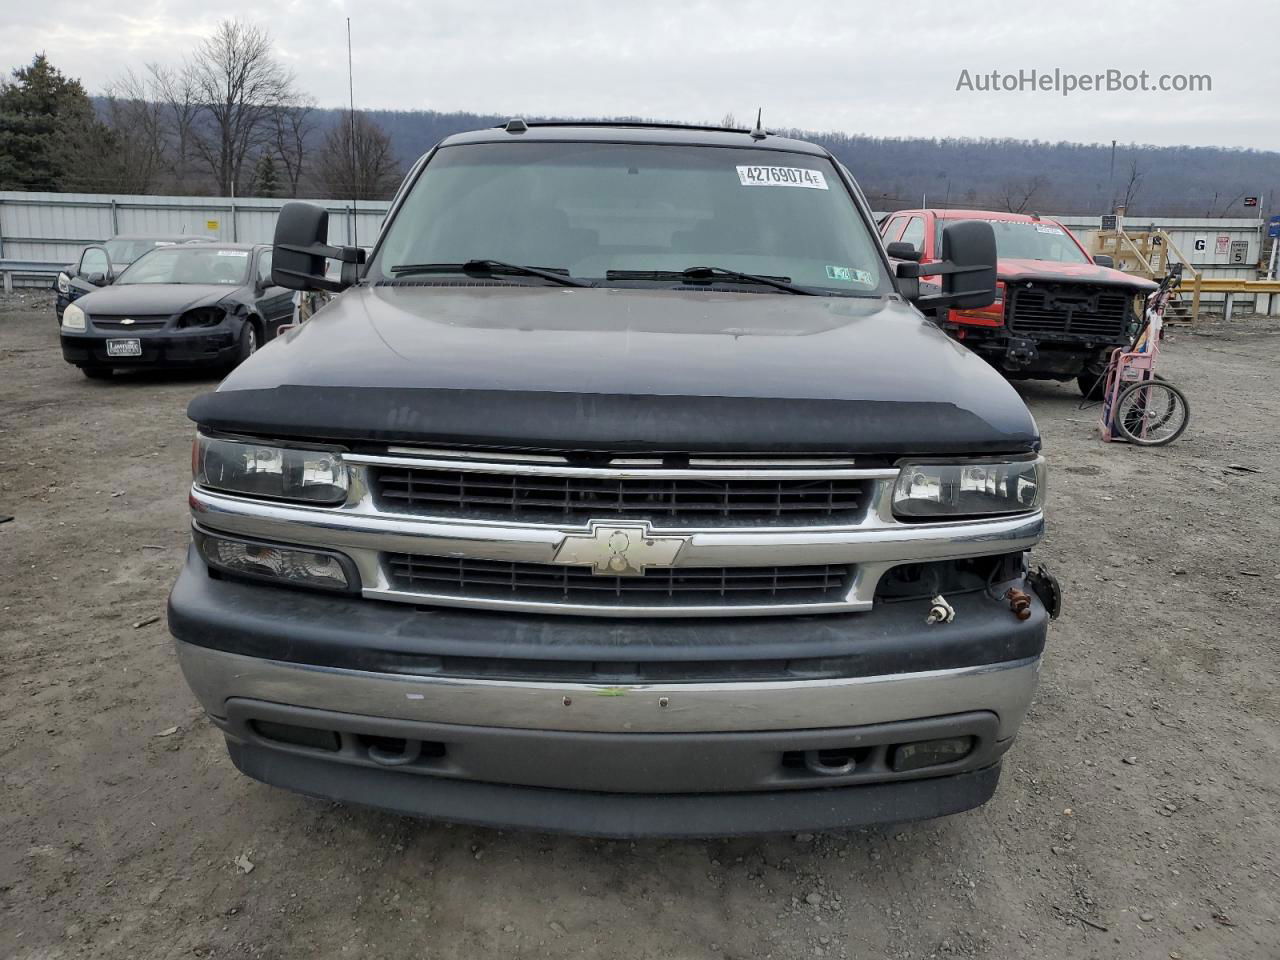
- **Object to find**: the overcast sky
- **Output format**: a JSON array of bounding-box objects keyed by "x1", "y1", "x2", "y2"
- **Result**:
[{"x1": 7, "y1": 0, "x2": 1280, "y2": 151}]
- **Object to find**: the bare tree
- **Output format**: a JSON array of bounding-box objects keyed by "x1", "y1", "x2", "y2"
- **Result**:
[
  {"x1": 100, "y1": 70, "x2": 168, "y2": 193},
  {"x1": 1204, "y1": 191, "x2": 1247, "y2": 217},
  {"x1": 186, "y1": 20, "x2": 297, "y2": 195},
  {"x1": 998, "y1": 175, "x2": 1048, "y2": 214},
  {"x1": 1118, "y1": 157, "x2": 1145, "y2": 212},
  {"x1": 315, "y1": 112, "x2": 401, "y2": 201},
  {"x1": 272, "y1": 98, "x2": 317, "y2": 197},
  {"x1": 148, "y1": 63, "x2": 203, "y2": 192}
]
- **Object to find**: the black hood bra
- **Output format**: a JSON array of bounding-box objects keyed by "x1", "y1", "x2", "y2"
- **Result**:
[{"x1": 189, "y1": 285, "x2": 1039, "y2": 456}]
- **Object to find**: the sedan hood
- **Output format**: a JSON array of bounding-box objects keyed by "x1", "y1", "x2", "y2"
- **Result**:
[
  {"x1": 997, "y1": 258, "x2": 1158, "y2": 292},
  {"x1": 190, "y1": 285, "x2": 1039, "y2": 456},
  {"x1": 78, "y1": 283, "x2": 239, "y2": 316}
]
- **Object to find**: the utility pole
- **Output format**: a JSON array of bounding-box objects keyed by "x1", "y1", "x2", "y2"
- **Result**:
[
  {"x1": 1108, "y1": 138, "x2": 1116, "y2": 211},
  {"x1": 347, "y1": 17, "x2": 358, "y2": 247}
]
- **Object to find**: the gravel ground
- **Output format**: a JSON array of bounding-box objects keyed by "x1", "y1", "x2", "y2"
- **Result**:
[{"x1": 1, "y1": 291, "x2": 1278, "y2": 960}]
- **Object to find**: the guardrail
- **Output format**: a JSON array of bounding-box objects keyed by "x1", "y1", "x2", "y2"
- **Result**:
[
  {"x1": 0, "y1": 259, "x2": 62, "y2": 294},
  {"x1": 1177, "y1": 275, "x2": 1280, "y2": 318}
]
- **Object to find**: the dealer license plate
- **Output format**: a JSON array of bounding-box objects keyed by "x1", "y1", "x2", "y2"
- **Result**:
[{"x1": 106, "y1": 339, "x2": 142, "y2": 357}]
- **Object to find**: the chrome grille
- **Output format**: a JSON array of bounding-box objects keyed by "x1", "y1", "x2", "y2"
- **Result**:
[
  {"x1": 1007, "y1": 284, "x2": 1130, "y2": 339},
  {"x1": 371, "y1": 466, "x2": 868, "y2": 524},
  {"x1": 385, "y1": 554, "x2": 853, "y2": 608}
]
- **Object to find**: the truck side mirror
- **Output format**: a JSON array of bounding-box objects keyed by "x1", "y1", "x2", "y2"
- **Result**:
[
  {"x1": 271, "y1": 201, "x2": 365, "y2": 293},
  {"x1": 1093, "y1": 254, "x2": 1114, "y2": 268},
  {"x1": 886, "y1": 241, "x2": 923, "y2": 262},
  {"x1": 897, "y1": 219, "x2": 997, "y2": 311}
]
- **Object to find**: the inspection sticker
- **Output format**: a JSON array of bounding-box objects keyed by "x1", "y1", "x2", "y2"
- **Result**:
[
  {"x1": 825, "y1": 265, "x2": 874, "y2": 285},
  {"x1": 736, "y1": 165, "x2": 828, "y2": 189},
  {"x1": 1034, "y1": 224, "x2": 1065, "y2": 235},
  {"x1": 215, "y1": 250, "x2": 249, "y2": 257}
]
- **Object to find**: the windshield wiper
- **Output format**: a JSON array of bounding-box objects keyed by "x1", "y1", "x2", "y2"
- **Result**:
[
  {"x1": 390, "y1": 260, "x2": 592, "y2": 288},
  {"x1": 606, "y1": 266, "x2": 818, "y2": 296}
]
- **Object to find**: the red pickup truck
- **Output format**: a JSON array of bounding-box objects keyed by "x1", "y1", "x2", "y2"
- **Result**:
[{"x1": 880, "y1": 209, "x2": 1157, "y2": 396}]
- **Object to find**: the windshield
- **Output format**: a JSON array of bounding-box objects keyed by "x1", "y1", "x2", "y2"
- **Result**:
[
  {"x1": 105, "y1": 238, "x2": 184, "y2": 264},
  {"x1": 372, "y1": 142, "x2": 889, "y2": 295},
  {"x1": 939, "y1": 219, "x2": 1088, "y2": 264},
  {"x1": 116, "y1": 247, "x2": 250, "y2": 286}
]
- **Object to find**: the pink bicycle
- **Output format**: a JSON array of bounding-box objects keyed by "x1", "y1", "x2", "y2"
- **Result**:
[{"x1": 1097, "y1": 264, "x2": 1191, "y2": 446}]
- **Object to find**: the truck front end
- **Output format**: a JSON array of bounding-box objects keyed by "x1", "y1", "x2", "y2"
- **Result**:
[{"x1": 169, "y1": 125, "x2": 1059, "y2": 836}]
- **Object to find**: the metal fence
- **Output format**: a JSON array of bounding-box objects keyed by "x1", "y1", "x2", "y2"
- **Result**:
[
  {"x1": 0, "y1": 191, "x2": 391, "y2": 290},
  {"x1": 0, "y1": 191, "x2": 1269, "y2": 312}
]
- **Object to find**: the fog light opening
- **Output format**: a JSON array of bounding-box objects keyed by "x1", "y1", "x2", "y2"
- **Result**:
[
  {"x1": 889, "y1": 736, "x2": 975, "y2": 773},
  {"x1": 251, "y1": 720, "x2": 341, "y2": 752}
]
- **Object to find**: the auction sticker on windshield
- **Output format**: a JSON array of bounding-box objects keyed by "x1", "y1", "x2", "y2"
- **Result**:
[{"x1": 736, "y1": 166, "x2": 828, "y2": 189}]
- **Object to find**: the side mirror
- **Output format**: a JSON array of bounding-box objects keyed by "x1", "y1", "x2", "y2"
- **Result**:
[
  {"x1": 886, "y1": 241, "x2": 923, "y2": 262},
  {"x1": 272, "y1": 201, "x2": 365, "y2": 293},
  {"x1": 1093, "y1": 254, "x2": 1114, "y2": 268},
  {"x1": 897, "y1": 219, "x2": 997, "y2": 311},
  {"x1": 86, "y1": 273, "x2": 107, "y2": 287}
]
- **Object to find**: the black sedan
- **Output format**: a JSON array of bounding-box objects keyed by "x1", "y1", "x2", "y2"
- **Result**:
[
  {"x1": 59, "y1": 244, "x2": 295, "y2": 379},
  {"x1": 54, "y1": 234, "x2": 210, "y2": 322}
]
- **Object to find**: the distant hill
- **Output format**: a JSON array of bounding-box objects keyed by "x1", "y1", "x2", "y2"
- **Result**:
[
  {"x1": 86, "y1": 94, "x2": 1279, "y2": 217},
  {"x1": 315, "y1": 107, "x2": 1278, "y2": 218}
]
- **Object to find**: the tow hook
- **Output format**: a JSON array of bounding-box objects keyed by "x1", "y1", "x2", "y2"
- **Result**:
[
  {"x1": 926, "y1": 594, "x2": 955, "y2": 624},
  {"x1": 1004, "y1": 337, "x2": 1039, "y2": 368},
  {"x1": 1004, "y1": 587, "x2": 1032, "y2": 621}
]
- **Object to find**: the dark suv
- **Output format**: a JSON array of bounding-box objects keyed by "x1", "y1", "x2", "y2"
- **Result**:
[{"x1": 169, "y1": 121, "x2": 1059, "y2": 837}]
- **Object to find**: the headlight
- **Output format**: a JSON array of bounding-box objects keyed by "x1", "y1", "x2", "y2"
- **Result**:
[
  {"x1": 62, "y1": 303, "x2": 87, "y2": 331},
  {"x1": 893, "y1": 457, "x2": 1045, "y2": 519},
  {"x1": 177, "y1": 306, "x2": 227, "y2": 328},
  {"x1": 56, "y1": 272, "x2": 71, "y2": 295},
  {"x1": 194, "y1": 528, "x2": 354, "y2": 592},
  {"x1": 194, "y1": 434, "x2": 348, "y2": 504}
]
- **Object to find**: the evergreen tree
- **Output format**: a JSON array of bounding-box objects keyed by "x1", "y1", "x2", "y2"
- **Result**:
[
  {"x1": 251, "y1": 152, "x2": 279, "y2": 197},
  {"x1": 0, "y1": 54, "x2": 111, "y2": 191}
]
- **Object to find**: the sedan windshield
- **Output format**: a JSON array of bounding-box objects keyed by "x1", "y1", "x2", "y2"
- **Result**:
[
  {"x1": 373, "y1": 142, "x2": 889, "y2": 295},
  {"x1": 105, "y1": 238, "x2": 184, "y2": 264},
  {"x1": 117, "y1": 247, "x2": 250, "y2": 285}
]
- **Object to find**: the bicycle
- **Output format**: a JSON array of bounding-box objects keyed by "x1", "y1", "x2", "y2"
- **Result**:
[{"x1": 1097, "y1": 264, "x2": 1191, "y2": 447}]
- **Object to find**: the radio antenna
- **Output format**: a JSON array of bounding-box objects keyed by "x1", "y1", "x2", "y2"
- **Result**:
[{"x1": 347, "y1": 17, "x2": 358, "y2": 247}]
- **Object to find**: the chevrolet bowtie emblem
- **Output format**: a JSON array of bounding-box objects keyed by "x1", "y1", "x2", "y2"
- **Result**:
[
  {"x1": 553, "y1": 522, "x2": 689, "y2": 576},
  {"x1": 120, "y1": 317, "x2": 135, "y2": 325}
]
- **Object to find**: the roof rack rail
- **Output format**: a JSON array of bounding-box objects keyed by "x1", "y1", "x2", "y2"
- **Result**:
[{"x1": 490, "y1": 119, "x2": 752, "y2": 135}]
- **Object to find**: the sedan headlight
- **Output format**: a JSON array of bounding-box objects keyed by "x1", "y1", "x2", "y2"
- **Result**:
[
  {"x1": 194, "y1": 434, "x2": 348, "y2": 504},
  {"x1": 177, "y1": 306, "x2": 227, "y2": 328},
  {"x1": 893, "y1": 457, "x2": 1045, "y2": 519},
  {"x1": 62, "y1": 303, "x2": 87, "y2": 331},
  {"x1": 56, "y1": 272, "x2": 71, "y2": 295}
]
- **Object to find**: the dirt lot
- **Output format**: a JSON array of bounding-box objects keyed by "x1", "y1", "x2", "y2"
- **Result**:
[{"x1": 1, "y1": 292, "x2": 1278, "y2": 960}]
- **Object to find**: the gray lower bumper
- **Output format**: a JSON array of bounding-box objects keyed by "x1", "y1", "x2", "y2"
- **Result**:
[
  {"x1": 227, "y1": 738, "x2": 1005, "y2": 838},
  {"x1": 176, "y1": 641, "x2": 1038, "y2": 833},
  {"x1": 176, "y1": 641, "x2": 1041, "y2": 738}
]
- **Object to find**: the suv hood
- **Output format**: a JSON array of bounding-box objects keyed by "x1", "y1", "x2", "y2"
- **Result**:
[
  {"x1": 189, "y1": 285, "x2": 1039, "y2": 455},
  {"x1": 78, "y1": 283, "x2": 239, "y2": 316},
  {"x1": 997, "y1": 257, "x2": 1158, "y2": 292}
]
